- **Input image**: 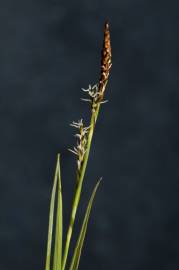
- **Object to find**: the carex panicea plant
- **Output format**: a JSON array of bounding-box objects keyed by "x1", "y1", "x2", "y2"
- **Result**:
[{"x1": 45, "y1": 22, "x2": 112, "y2": 270}]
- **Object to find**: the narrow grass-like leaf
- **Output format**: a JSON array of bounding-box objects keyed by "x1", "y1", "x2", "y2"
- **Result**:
[
  {"x1": 53, "y1": 155, "x2": 63, "y2": 270},
  {"x1": 69, "y1": 179, "x2": 101, "y2": 270},
  {"x1": 45, "y1": 154, "x2": 60, "y2": 270}
]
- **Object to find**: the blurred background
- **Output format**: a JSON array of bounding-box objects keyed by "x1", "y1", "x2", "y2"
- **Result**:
[{"x1": 0, "y1": 0, "x2": 179, "y2": 269}]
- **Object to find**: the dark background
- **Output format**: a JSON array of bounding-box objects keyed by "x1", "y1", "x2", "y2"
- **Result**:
[{"x1": 0, "y1": 0, "x2": 179, "y2": 269}]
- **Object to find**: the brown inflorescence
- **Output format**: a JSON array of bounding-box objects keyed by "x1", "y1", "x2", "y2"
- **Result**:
[{"x1": 99, "y1": 22, "x2": 112, "y2": 97}]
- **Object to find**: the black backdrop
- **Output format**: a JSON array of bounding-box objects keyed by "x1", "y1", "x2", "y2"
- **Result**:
[{"x1": 0, "y1": 0, "x2": 179, "y2": 269}]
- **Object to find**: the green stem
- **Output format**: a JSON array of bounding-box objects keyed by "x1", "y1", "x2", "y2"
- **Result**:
[{"x1": 62, "y1": 81, "x2": 107, "y2": 270}]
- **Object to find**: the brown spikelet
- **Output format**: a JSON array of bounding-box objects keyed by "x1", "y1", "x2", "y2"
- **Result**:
[{"x1": 99, "y1": 21, "x2": 112, "y2": 96}]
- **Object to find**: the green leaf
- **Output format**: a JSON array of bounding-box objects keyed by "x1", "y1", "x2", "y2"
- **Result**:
[
  {"x1": 45, "y1": 154, "x2": 60, "y2": 270},
  {"x1": 69, "y1": 179, "x2": 101, "y2": 270},
  {"x1": 53, "y1": 154, "x2": 63, "y2": 270}
]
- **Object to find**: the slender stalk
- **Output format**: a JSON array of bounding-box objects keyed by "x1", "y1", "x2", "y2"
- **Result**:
[{"x1": 62, "y1": 84, "x2": 106, "y2": 270}]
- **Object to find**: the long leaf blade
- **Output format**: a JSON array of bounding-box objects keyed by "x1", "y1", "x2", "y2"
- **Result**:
[
  {"x1": 69, "y1": 179, "x2": 101, "y2": 270},
  {"x1": 45, "y1": 154, "x2": 60, "y2": 270},
  {"x1": 53, "y1": 154, "x2": 63, "y2": 270}
]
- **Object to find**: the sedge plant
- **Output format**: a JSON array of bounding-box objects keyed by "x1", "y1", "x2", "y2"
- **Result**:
[{"x1": 44, "y1": 21, "x2": 112, "y2": 270}]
